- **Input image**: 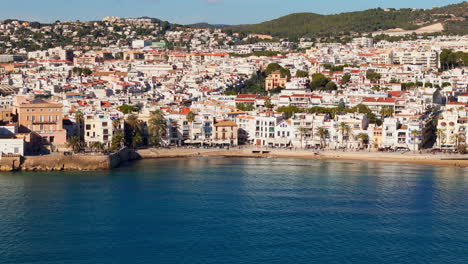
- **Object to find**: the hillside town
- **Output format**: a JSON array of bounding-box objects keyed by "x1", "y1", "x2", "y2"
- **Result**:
[{"x1": 0, "y1": 17, "x2": 467, "y2": 158}]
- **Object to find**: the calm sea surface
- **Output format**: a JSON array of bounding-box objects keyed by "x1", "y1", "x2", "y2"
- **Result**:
[{"x1": 0, "y1": 158, "x2": 467, "y2": 264}]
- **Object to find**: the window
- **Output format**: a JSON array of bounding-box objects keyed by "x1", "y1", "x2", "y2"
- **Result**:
[{"x1": 102, "y1": 122, "x2": 108, "y2": 127}]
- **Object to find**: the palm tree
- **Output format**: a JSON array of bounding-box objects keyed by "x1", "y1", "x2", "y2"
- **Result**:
[
  {"x1": 111, "y1": 130, "x2": 124, "y2": 151},
  {"x1": 298, "y1": 126, "x2": 310, "y2": 149},
  {"x1": 132, "y1": 133, "x2": 143, "y2": 149},
  {"x1": 316, "y1": 127, "x2": 329, "y2": 149},
  {"x1": 436, "y1": 128, "x2": 444, "y2": 148},
  {"x1": 112, "y1": 118, "x2": 122, "y2": 130},
  {"x1": 125, "y1": 114, "x2": 139, "y2": 130},
  {"x1": 410, "y1": 130, "x2": 421, "y2": 153},
  {"x1": 357, "y1": 133, "x2": 369, "y2": 149},
  {"x1": 74, "y1": 111, "x2": 85, "y2": 141},
  {"x1": 75, "y1": 110, "x2": 84, "y2": 124},
  {"x1": 338, "y1": 122, "x2": 352, "y2": 150},
  {"x1": 148, "y1": 110, "x2": 167, "y2": 147},
  {"x1": 67, "y1": 136, "x2": 82, "y2": 153},
  {"x1": 451, "y1": 134, "x2": 460, "y2": 151},
  {"x1": 89, "y1": 142, "x2": 106, "y2": 153},
  {"x1": 124, "y1": 114, "x2": 142, "y2": 148}
]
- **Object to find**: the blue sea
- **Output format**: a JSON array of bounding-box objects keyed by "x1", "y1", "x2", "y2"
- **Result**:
[{"x1": 0, "y1": 158, "x2": 467, "y2": 264}]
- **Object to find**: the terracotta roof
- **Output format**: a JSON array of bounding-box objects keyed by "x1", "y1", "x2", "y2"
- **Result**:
[
  {"x1": 363, "y1": 97, "x2": 396, "y2": 103},
  {"x1": 214, "y1": 120, "x2": 237, "y2": 127}
]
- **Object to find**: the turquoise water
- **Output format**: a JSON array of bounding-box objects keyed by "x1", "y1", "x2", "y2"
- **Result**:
[{"x1": 0, "y1": 158, "x2": 467, "y2": 264}]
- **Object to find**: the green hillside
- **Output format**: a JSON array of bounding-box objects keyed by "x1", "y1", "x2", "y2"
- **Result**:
[{"x1": 228, "y1": 1, "x2": 468, "y2": 39}]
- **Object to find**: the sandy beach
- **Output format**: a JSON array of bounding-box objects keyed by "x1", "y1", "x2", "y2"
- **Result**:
[{"x1": 136, "y1": 148, "x2": 468, "y2": 168}]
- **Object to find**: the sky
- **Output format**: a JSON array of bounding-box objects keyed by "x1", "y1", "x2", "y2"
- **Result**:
[{"x1": 0, "y1": 0, "x2": 463, "y2": 25}]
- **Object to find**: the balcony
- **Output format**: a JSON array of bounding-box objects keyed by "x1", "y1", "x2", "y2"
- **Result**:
[{"x1": 33, "y1": 121, "x2": 57, "y2": 125}]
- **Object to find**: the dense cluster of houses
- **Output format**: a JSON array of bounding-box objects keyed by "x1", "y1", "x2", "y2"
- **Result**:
[{"x1": 0, "y1": 19, "x2": 467, "y2": 156}]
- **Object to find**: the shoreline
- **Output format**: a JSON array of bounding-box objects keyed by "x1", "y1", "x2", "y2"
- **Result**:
[
  {"x1": 136, "y1": 149, "x2": 468, "y2": 169},
  {"x1": 2, "y1": 148, "x2": 468, "y2": 172}
]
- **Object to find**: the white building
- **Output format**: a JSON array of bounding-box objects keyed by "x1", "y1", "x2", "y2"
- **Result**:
[{"x1": 84, "y1": 113, "x2": 122, "y2": 147}]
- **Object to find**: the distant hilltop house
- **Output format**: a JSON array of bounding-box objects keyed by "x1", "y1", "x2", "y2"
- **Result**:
[
  {"x1": 265, "y1": 71, "x2": 288, "y2": 91},
  {"x1": 248, "y1": 34, "x2": 273, "y2": 40}
]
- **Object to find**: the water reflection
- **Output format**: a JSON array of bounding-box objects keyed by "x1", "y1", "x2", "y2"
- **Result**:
[{"x1": 0, "y1": 158, "x2": 467, "y2": 264}]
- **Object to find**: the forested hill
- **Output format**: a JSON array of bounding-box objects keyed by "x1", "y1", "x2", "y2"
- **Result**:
[{"x1": 225, "y1": 1, "x2": 468, "y2": 39}]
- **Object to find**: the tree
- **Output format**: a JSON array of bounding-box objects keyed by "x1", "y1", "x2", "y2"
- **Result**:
[
  {"x1": 111, "y1": 131, "x2": 125, "y2": 151},
  {"x1": 341, "y1": 73, "x2": 351, "y2": 86},
  {"x1": 277, "y1": 105, "x2": 302, "y2": 118},
  {"x1": 118, "y1": 105, "x2": 138, "y2": 114},
  {"x1": 187, "y1": 111, "x2": 196, "y2": 123},
  {"x1": 316, "y1": 127, "x2": 329, "y2": 149},
  {"x1": 148, "y1": 110, "x2": 167, "y2": 147},
  {"x1": 339, "y1": 122, "x2": 352, "y2": 149},
  {"x1": 310, "y1": 73, "x2": 330, "y2": 90},
  {"x1": 264, "y1": 98, "x2": 273, "y2": 109},
  {"x1": 366, "y1": 71, "x2": 381, "y2": 82},
  {"x1": 380, "y1": 106, "x2": 394, "y2": 118},
  {"x1": 357, "y1": 133, "x2": 369, "y2": 149},
  {"x1": 125, "y1": 114, "x2": 142, "y2": 148},
  {"x1": 451, "y1": 134, "x2": 461, "y2": 152},
  {"x1": 132, "y1": 133, "x2": 143, "y2": 149},
  {"x1": 324, "y1": 81, "x2": 338, "y2": 91},
  {"x1": 112, "y1": 118, "x2": 122, "y2": 130},
  {"x1": 72, "y1": 67, "x2": 92, "y2": 76},
  {"x1": 410, "y1": 130, "x2": 421, "y2": 153},
  {"x1": 236, "y1": 103, "x2": 255, "y2": 111},
  {"x1": 295, "y1": 70, "x2": 309, "y2": 78},
  {"x1": 75, "y1": 111, "x2": 84, "y2": 141},
  {"x1": 67, "y1": 136, "x2": 83, "y2": 153},
  {"x1": 265, "y1": 63, "x2": 291, "y2": 80},
  {"x1": 436, "y1": 128, "x2": 444, "y2": 148},
  {"x1": 90, "y1": 142, "x2": 106, "y2": 153},
  {"x1": 439, "y1": 49, "x2": 468, "y2": 71},
  {"x1": 298, "y1": 126, "x2": 310, "y2": 149}
]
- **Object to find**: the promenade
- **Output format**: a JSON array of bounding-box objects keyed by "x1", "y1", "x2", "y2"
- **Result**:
[{"x1": 137, "y1": 148, "x2": 468, "y2": 168}]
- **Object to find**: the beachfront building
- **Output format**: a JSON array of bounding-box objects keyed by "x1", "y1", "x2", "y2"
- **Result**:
[
  {"x1": 213, "y1": 120, "x2": 238, "y2": 147},
  {"x1": 84, "y1": 113, "x2": 123, "y2": 148},
  {"x1": 14, "y1": 97, "x2": 67, "y2": 152},
  {"x1": 435, "y1": 107, "x2": 468, "y2": 150},
  {"x1": 0, "y1": 124, "x2": 24, "y2": 156}
]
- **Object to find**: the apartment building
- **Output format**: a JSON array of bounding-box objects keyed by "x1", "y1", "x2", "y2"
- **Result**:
[
  {"x1": 14, "y1": 97, "x2": 66, "y2": 149},
  {"x1": 392, "y1": 50, "x2": 439, "y2": 68},
  {"x1": 213, "y1": 120, "x2": 238, "y2": 146}
]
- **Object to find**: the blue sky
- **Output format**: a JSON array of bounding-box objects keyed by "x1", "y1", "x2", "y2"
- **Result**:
[{"x1": 0, "y1": 0, "x2": 462, "y2": 25}]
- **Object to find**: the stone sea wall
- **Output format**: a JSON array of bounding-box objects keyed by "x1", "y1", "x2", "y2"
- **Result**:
[
  {"x1": 0, "y1": 148, "x2": 141, "y2": 172},
  {"x1": 21, "y1": 154, "x2": 110, "y2": 171}
]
